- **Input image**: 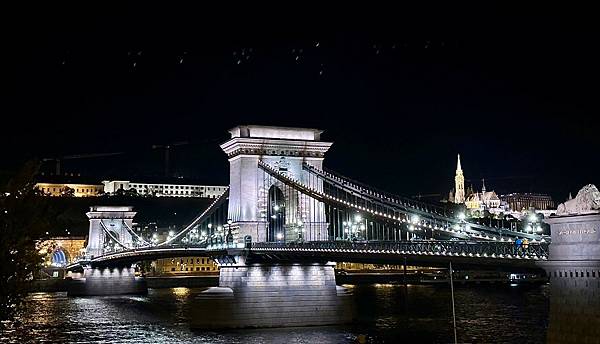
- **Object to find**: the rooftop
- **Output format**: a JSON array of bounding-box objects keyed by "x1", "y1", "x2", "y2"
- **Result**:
[{"x1": 228, "y1": 125, "x2": 323, "y2": 141}]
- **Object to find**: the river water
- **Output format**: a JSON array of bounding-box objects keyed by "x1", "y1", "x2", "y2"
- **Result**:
[{"x1": 1, "y1": 283, "x2": 549, "y2": 343}]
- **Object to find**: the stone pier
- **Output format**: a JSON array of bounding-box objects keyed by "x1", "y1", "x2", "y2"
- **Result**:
[
  {"x1": 191, "y1": 255, "x2": 353, "y2": 328},
  {"x1": 540, "y1": 213, "x2": 600, "y2": 343},
  {"x1": 67, "y1": 265, "x2": 147, "y2": 296}
]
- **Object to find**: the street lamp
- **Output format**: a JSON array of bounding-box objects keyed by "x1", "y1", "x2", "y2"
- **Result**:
[
  {"x1": 526, "y1": 212, "x2": 541, "y2": 235},
  {"x1": 225, "y1": 219, "x2": 234, "y2": 247},
  {"x1": 294, "y1": 220, "x2": 304, "y2": 241}
]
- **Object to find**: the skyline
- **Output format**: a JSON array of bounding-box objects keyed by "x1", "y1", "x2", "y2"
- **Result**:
[{"x1": 2, "y1": 4, "x2": 598, "y2": 203}]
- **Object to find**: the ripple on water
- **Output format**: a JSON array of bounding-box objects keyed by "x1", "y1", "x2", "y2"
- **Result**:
[{"x1": 1, "y1": 285, "x2": 548, "y2": 343}]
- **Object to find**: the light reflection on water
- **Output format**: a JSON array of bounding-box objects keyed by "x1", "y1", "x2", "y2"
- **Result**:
[{"x1": 0, "y1": 284, "x2": 549, "y2": 343}]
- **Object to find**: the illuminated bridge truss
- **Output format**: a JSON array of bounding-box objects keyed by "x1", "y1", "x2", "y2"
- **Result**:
[
  {"x1": 69, "y1": 160, "x2": 550, "y2": 270},
  {"x1": 258, "y1": 161, "x2": 548, "y2": 243}
]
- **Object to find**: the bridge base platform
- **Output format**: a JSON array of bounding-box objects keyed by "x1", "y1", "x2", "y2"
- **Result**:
[
  {"x1": 540, "y1": 213, "x2": 600, "y2": 343},
  {"x1": 66, "y1": 266, "x2": 147, "y2": 296},
  {"x1": 191, "y1": 260, "x2": 353, "y2": 328}
]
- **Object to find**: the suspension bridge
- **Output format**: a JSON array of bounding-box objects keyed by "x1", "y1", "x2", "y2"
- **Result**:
[{"x1": 64, "y1": 125, "x2": 554, "y2": 328}]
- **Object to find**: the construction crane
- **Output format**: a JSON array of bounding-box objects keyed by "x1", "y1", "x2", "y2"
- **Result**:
[
  {"x1": 151, "y1": 141, "x2": 189, "y2": 177},
  {"x1": 42, "y1": 152, "x2": 125, "y2": 176}
]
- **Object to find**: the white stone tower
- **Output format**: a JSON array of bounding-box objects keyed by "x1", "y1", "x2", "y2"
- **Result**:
[
  {"x1": 220, "y1": 125, "x2": 333, "y2": 243},
  {"x1": 86, "y1": 206, "x2": 136, "y2": 258},
  {"x1": 454, "y1": 154, "x2": 465, "y2": 204}
]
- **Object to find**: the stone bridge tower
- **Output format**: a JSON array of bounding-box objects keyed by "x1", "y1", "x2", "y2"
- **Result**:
[
  {"x1": 86, "y1": 206, "x2": 136, "y2": 258},
  {"x1": 220, "y1": 125, "x2": 333, "y2": 243}
]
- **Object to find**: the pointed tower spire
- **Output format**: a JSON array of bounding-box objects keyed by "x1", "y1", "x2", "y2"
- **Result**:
[
  {"x1": 568, "y1": 192, "x2": 573, "y2": 201},
  {"x1": 482, "y1": 178, "x2": 486, "y2": 193},
  {"x1": 454, "y1": 154, "x2": 465, "y2": 204}
]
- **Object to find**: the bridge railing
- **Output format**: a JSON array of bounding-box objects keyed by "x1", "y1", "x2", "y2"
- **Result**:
[{"x1": 251, "y1": 241, "x2": 549, "y2": 260}]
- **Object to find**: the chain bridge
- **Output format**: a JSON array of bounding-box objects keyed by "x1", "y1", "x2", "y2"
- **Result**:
[{"x1": 64, "y1": 125, "x2": 555, "y2": 328}]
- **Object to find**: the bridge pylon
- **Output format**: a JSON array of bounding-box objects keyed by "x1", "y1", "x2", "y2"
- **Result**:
[
  {"x1": 86, "y1": 206, "x2": 136, "y2": 258},
  {"x1": 220, "y1": 125, "x2": 333, "y2": 244}
]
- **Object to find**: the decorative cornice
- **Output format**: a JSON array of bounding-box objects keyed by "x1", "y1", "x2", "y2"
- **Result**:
[{"x1": 220, "y1": 137, "x2": 333, "y2": 159}]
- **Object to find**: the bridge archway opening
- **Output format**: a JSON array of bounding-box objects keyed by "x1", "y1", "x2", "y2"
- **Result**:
[
  {"x1": 268, "y1": 185, "x2": 286, "y2": 242},
  {"x1": 51, "y1": 248, "x2": 69, "y2": 267}
]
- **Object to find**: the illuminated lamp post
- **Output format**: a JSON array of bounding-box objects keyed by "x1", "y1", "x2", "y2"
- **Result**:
[{"x1": 225, "y1": 219, "x2": 234, "y2": 247}]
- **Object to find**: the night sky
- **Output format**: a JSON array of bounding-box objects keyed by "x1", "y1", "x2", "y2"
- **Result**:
[{"x1": 3, "y1": 4, "x2": 598, "y2": 203}]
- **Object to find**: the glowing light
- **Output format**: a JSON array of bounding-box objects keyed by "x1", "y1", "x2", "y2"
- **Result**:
[
  {"x1": 458, "y1": 212, "x2": 466, "y2": 221},
  {"x1": 411, "y1": 215, "x2": 419, "y2": 224},
  {"x1": 273, "y1": 205, "x2": 280, "y2": 211},
  {"x1": 276, "y1": 232, "x2": 283, "y2": 240},
  {"x1": 171, "y1": 287, "x2": 190, "y2": 297}
]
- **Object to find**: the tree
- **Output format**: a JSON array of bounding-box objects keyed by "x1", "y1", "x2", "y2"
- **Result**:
[
  {"x1": 0, "y1": 160, "x2": 51, "y2": 322},
  {"x1": 124, "y1": 188, "x2": 138, "y2": 197}
]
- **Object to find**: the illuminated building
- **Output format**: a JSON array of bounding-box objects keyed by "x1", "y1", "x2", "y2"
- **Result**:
[
  {"x1": 500, "y1": 192, "x2": 555, "y2": 211},
  {"x1": 448, "y1": 156, "x2": 505, "y2": 214},
  {"x1": 336, "y1": 262, "x2": 419, "y2": 271},
  {"x1": 464, "y1": 179, "x2": 502, "y2": 211},
  {"x1": 102, "y1": 179, "x2": 227, "y2": 198},
  {"x1": 453, "y1": 154, "x2": 465, "y2": 204},
  {"x1": 152, "y1": 257, "x2": 219, "y2": 274},
  {"x1": 38, "y1": 236, "x2": 87, "y2": 267},
  {"x1": 35, "y1": 182, "x2": 104, "y2": 197}
]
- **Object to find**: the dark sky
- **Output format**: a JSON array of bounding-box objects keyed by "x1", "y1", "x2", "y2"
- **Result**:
[{"x1": 2, "y1": 4, "x2": 598, "y2": 202}]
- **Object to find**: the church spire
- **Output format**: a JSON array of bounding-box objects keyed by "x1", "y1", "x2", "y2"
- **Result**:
[
  {"x1": 482, "y1": 178, "x2": 486, "y2": 193},
  {"x1": 454, "y1": 154, "x2": 465, "y2": 204}
]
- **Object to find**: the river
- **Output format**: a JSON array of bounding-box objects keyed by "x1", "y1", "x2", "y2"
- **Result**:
[{"x1": 0, "y1": 283, "x2": 549, "y2": 343}]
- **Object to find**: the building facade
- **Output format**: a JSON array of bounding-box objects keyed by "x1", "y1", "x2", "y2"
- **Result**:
[
  {"x1": 38, "y1": 236, "x2": 87, "y2": 267},
  {"x1": 152, "y1": 257, "x2": 219, "y2": 274},
  {"x1": 449, "y1": 156, "x2": 506, "y2": 213},
  {"x1": 102, "y1": 180, "x2": 227, "y2": 198},
  {"x1": 35, "y1": 182, "x2": 104, "y2": 197},
  {"x1": 464, "y1": 179, "x2": 503, "y2": 211},
  {"x1": 500, "y1": 193, "x2": 555, "y2": 212}
]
